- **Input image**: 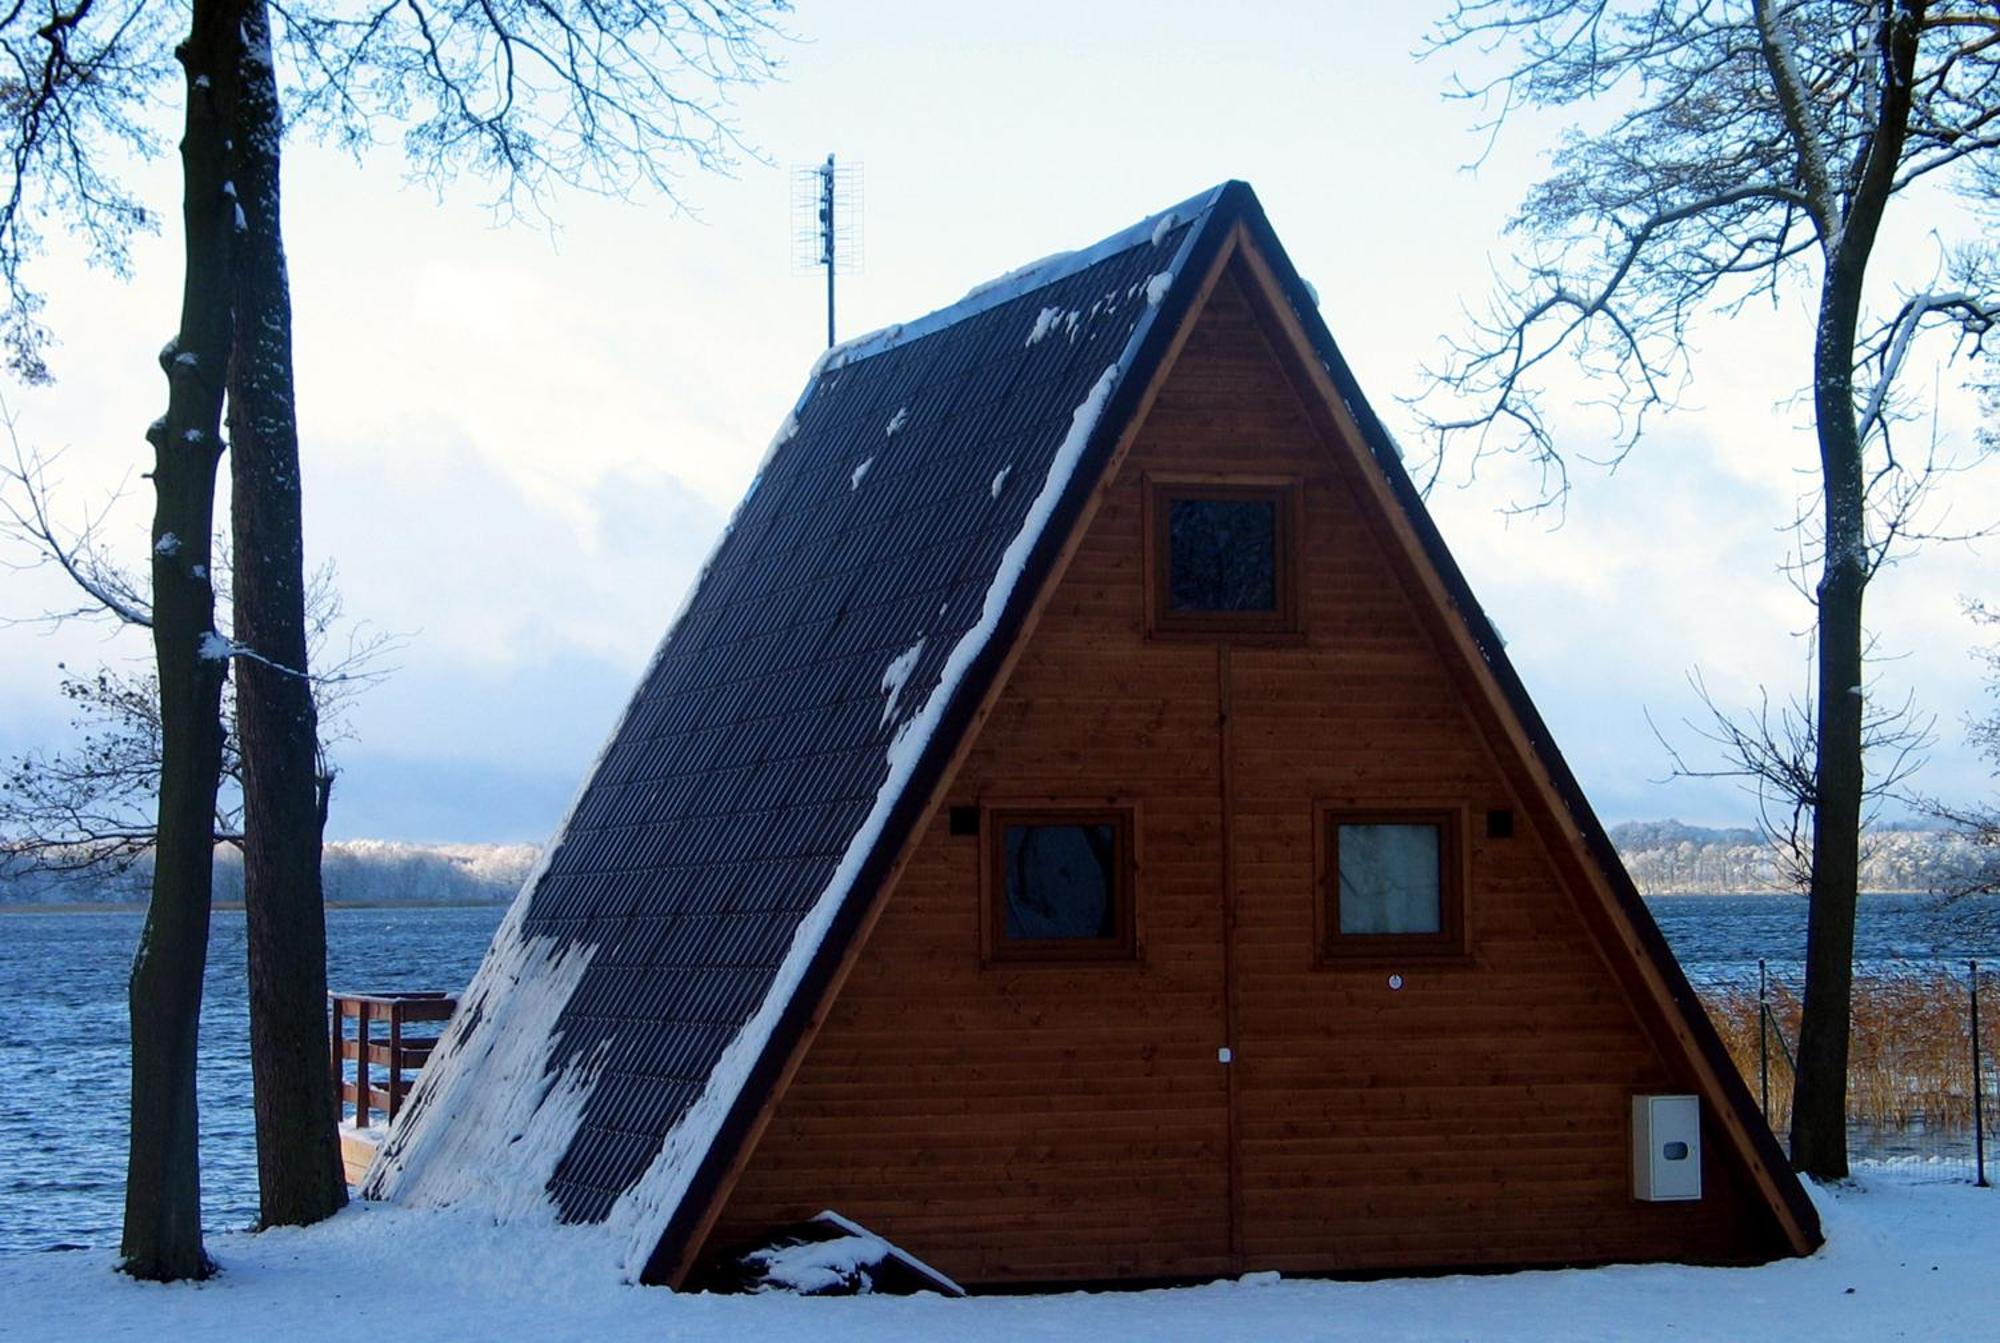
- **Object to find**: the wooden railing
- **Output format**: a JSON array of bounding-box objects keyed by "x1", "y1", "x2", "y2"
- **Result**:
[{"x1": 329, "y1": 990, "x2": 456, "y2": 1130}]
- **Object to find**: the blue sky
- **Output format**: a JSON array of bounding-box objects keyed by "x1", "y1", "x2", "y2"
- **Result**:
[{"x1": 0, "y1": 2, "x2": 1993, "y2": 845}]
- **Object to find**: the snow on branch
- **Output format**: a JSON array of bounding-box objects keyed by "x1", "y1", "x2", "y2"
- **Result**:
[{"x1": 1858, "y1": 283, "x2": 2000, "y2": 447}]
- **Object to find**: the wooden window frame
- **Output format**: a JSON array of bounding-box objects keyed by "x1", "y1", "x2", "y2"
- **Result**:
[
  {"x1": 981, "y1": 804, "x2": 1138, "y2": 965},
  {"x1": 1144, "y1": 474, "x2": 1304, "y2": 640},
  {"x1": 1314, "y1": 805, "x2": 1468, "y2": 963}
]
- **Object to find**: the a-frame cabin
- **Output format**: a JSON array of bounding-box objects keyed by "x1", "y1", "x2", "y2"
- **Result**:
[{"x1": 369, "y1": 183, "x2": 1821, "y2": 1288}]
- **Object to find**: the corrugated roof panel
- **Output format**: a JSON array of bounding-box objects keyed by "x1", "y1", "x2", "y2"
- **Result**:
[
  {"x1": 527, "y1": 236, "x2": 1175, "y2": 1217},
  {"x1": 372, "y1": 196, "x2": 1215, "y2": 1243}
]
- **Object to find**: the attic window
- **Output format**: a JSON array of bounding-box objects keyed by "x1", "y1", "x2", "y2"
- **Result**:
[
  {"x1": 1147, "y1": 478, "x2": 1301, "y2": 636},
  {"x1": 1316, "y1": 807, "x2": 1465, "y2": 960},
  {"x1": 985, "y1": 808, "x2": 1135, "y2": 962}
]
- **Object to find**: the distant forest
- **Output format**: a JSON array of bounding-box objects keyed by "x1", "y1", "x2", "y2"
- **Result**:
[
  {"x1": 0, "y1": 822, "x2": 1983, "y2": 905},
  {"x1": 1608, "y1": 820, "x2": 1984, "y2": 896}
]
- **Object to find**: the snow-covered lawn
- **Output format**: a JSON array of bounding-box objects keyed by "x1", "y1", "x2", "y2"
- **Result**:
[{"x1": 4, "y1": 1168, "x2": 1990, "y2": 1342}]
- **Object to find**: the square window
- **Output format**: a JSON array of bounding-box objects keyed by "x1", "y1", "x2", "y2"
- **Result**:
[
  {"x1": 1318, "y1": 807, "x2": 1464, "y2": 959},
  {"x1": 985, "y1": 808, "x2": 1135, "y2": 962},
  {"x1": 1337, "y1": 823, "x2": 1441, "y2": 934},
  {"x1": 1169, "y1": 497, "x2": 1277, "y2": 613},
  {"x1": 1147, "y1": 479, "x2": 1301, "y2": 636}
]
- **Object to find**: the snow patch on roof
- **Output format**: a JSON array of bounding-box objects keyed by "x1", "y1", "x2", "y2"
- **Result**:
[
  {"x1": 1146, "y1": 271, "x2": 1175, "y2": 306},
  {"x1": 850, "y1": 457, "x2": 873, "y2": 491},
  {"x1": 365, "y1": 897, "x2": 608, "y2": 1231},
  {"x1": 990, "y1": 465, "x2": 1011, "y2": 500},
  {"x1": 1027, "y1": 306, "x2": 1064, "y2": 346},
  {"x1": 885, "y1": 407, "x2": 908, "y2": 437},
  {"x1": 878, "y1": 638, "x2": 924, "y2": 727},
  {"x1": 1150, "y1": 210, "x2": 1180, "y2": 248},
  {"x1": 368, "y1": 366, "x2": 817, "y2": 1224}
]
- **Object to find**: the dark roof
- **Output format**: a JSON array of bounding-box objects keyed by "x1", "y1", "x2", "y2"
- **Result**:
[
  {"x1": 369, "y1": 184, "x2": 1235, "y2": 1271},
  {"x1": 369, "y1": 182, "x2": 1818, "y2": 1278}
]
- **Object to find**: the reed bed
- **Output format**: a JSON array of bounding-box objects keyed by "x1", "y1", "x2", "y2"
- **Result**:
[{"x1": 1697, "y1": 970, "x2": 1998, "y2": 1136}]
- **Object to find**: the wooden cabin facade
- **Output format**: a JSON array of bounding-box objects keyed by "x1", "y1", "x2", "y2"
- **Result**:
[{"x1": 371, "y1": 183, "x2": 1819, "y2": 1289}]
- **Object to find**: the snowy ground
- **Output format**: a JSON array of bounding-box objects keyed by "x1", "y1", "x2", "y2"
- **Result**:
[{"x1": 2, "y1": 1169, "x2": 1990, "y2": 1342}]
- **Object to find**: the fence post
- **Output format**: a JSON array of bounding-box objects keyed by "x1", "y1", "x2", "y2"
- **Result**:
[
  {"x1": 1759, "y1": 958, "x2": 1770, "y2": 1120},
  {"x1": 328, "y1": 994, "x2": 344, "y2": 1122},
  {"x1": 1974, "y1": 960, "x2": 1988, "y2": 1189}
]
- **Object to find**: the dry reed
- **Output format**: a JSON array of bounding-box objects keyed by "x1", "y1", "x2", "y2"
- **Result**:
[{"x1": 1697, "y1": 971, "x2": 1998, "y2": 1134}]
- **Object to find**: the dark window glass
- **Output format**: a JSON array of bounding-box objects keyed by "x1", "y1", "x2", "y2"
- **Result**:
[
  {"x1": 1003, "y1": 823, "x2": 1118, "y2": 940},
  {"x1": 1168, "y1": 497, "x2": 1277, "y2": 613},
  {"x1": 1337, "y1": 823, "x2": 1441, "y2": 935}
]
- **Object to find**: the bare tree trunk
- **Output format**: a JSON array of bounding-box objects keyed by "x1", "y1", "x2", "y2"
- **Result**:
[
  {"x1": 1788, "y1": 1, "x2": 1923, "y2": 1182},
  {"x1": 226, "y1": 0, "x2": 346, "y2": 1227},
  {"x1": 121, "y1": 0, "x2": 244, "y2": 1281},
  {"x1": 1790, "y1": 342, "x2": 1867, "y2": 1179}
]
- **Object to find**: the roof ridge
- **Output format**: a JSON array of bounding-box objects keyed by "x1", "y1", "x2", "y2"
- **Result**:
[{"x1": 817, "y1": 183, "x2": 1232, "y2": 370}]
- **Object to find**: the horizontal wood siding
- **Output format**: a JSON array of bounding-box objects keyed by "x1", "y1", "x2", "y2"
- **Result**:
[{"x1": 705, "y1": 264, "x2": 1781, "y2": 1285}]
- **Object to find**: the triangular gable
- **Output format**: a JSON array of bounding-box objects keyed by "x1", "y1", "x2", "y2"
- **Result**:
[{"x1": 370, "y1": 183, "x2": 1818, "y2": 1283}]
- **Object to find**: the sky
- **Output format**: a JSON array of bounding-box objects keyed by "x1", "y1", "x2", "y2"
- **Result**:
[{"x1": 0, "y1": 2, "x2": 1993, "y2": 846}]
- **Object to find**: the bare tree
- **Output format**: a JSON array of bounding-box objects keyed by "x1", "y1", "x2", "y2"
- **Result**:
[
  {"x1": 1, "y1": 422, "x2": 390, "y2": 869},
  {"x1": 0, "y1": 582, "x2": 392, "y2": 880},
  {"x1": 1, "y1": 0, "x2": 787, "y2": 1277},
  {"x1": 1650, "y1": 665, "x2": 1934, "y2": 894},
  {"x1": 1422, "y1": 0, "x2": 2000, "y2": 1179}
]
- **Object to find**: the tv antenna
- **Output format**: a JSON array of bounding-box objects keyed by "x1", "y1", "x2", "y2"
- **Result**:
[{"x1": 792, "y1": 153, "x2": 863, "y2": 347}]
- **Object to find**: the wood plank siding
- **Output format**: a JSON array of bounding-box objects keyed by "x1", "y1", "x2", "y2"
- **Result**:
[{"x1": 702, "y1": 264, "x2": 1785, "y2": 1285}]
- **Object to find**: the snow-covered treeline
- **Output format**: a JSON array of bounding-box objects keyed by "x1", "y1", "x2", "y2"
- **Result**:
[
  {"x1": 1611, "y1": 820, "x2": 1986, "y2": 896},
  {"x1": 0, "y1": 840, "x2": 539, "y2": 906}
]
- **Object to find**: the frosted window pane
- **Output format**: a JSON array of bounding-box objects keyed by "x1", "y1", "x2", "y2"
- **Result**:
[
  {"x1": 1004, "y1": 823, "x2": 1118, "y2": 940},
  {"x1": 1337, "y1": 823, "x2": 1441, "y2": 935}
]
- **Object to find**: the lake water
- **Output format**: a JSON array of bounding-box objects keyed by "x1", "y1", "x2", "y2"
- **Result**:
[{"x1": 2, "y1": 894, "x2": 1997, "y2": 1257}]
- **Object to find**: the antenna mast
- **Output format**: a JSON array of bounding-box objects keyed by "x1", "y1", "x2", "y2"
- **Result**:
[
  {"x1": 792, "y1": 154, "x2": 863, "y2": 348},
  {"x1": 820, "y1": 154, "x2": 836, "y2": 347}
]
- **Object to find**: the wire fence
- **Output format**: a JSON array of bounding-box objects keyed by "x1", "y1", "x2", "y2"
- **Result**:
[{"x1": 1694, "y1": 960, "x2": 1995, "y2": 1184}]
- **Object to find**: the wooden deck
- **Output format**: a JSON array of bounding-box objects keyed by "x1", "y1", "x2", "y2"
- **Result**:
[{"x1": 330, "y1": 990, "x2": 456, "y2": 1186}]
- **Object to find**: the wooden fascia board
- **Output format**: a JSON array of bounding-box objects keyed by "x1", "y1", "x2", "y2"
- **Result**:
[
  {"x1": 1228, "y1": 235, "x2": 1819, "y2": 1259},
  {"x1": 659, "y1": 223, "x2": 1246, "y2": 1287}
]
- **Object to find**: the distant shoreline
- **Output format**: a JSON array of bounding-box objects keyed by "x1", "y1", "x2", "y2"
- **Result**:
[{"x1": 0, "y1": 899, "x2": 512, "y2": 915}]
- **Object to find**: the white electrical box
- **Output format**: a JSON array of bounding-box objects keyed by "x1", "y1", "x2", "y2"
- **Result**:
[{"x1": 1632, "y1": 1094, "x2": 1702, "y2": 1201}]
